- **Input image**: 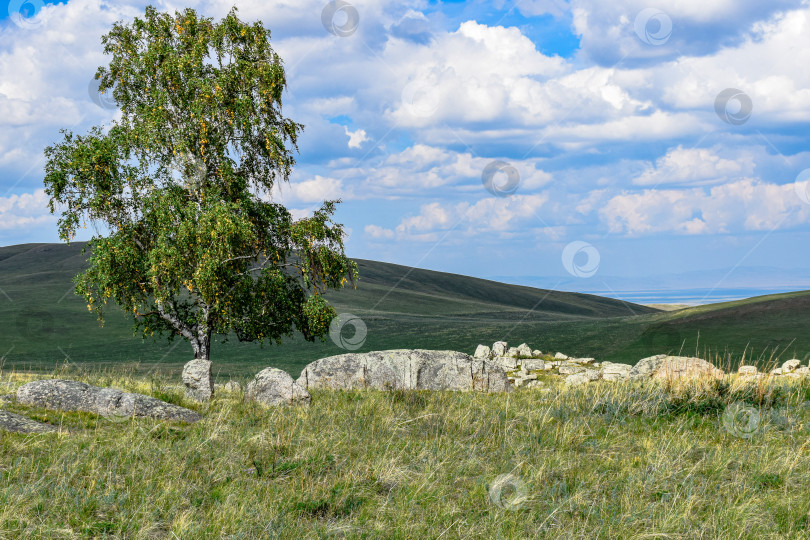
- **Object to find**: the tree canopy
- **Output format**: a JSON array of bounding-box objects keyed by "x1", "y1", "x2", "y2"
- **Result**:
[{"x1": 43, "y1": 6, "x2": 357, "y2": 360}]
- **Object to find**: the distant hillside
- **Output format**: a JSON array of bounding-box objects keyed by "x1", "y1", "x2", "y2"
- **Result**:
[
  {"x1": 0, "y1": 242, "x2": 654, "y2": 377},
  {"x1": 0, "y1": 242, "x2": 808, "y2": 378}
]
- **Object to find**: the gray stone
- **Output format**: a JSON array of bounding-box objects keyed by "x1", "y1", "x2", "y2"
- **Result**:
[
  {"x1": 16, "y1": 380, "x2": 201, "y2": 423},
  {"x1": 601, "y1": 362, "x2": 632, "y2": 381},
  {"x1": 532, "y1": 350, "x2": 542, "y2": 357},
  {"x1": 782, "y1": 359, "x2": 801, "y2": 372},
  {"x1": 573, "y1": 358, "x2": 595, "y2": 365},
  {"x1": 771, "y1": 367, "x2": 784, "y2": 376},
  {"x1": 559, "y1": 364, "x2": 586, "y2": 376},
  {"x1": 247, "y1": 368, "x2": 311, "y2": 406},
  {"x1": 297, "y1": 349, "x2": 512, "y2": 393},
  {"x1": 554, "y1": 352, "x2": 569, "y2": 360},
  {"x1": 518, "y1": 364, "x2": 528, "y2": 376},
  {"x1": 0, "y1": 410, "x2": 59, "y2": 433},
  {"x1": 738, "y1": 365, "x2": 758, "y2": 376},
  {"x1": 491, "y1": 356, "x2": 518, "y2": 370},
  {"x1": 182, "y1": 359, "x2": 213, "y2": 402},
  {"x1": 505, "y1": 347, "x2": 520, "y2": 359},
  {"x1": 516, "y1": 343, "x2": 533, "y2": 357},
  {"x1": 492, "y1": 341, "x2": 508, "y2": 357},
  {"x1": 474, "y1": 345, "x2": 492, "y2": 359},
  {"x1": 629, "y1": 355, "x2": 724, "y2": 381},
  {"x1": 565, "y1": 370, "x2": 600, "y2": 386},
  {"x1": 522, "y1": 359, "x2": 545, "y2": 371}
]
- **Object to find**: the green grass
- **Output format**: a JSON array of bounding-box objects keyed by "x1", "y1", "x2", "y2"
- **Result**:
[
  {"x1": 2, "y1": 242, "x2": 810, "y2": 381},
  {"x1": 3, "y1": 368, "x2": 810, "y2": 538}
]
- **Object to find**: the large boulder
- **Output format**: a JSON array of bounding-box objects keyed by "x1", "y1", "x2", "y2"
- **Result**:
[
  {"x1": 182, "y1": 359, "x2": 213, "y2": 402},
  {"x1": 491, "y1": 356, "x2": 518, "y2": 371},
  {"x1": 565, "y1": 369, "x2": 600, "y2": 386},
  {"x1": 0, "y1": 410, "x2": 59, "y2": 433},
  {"x1": 492, "y1": 341, "x2": 508, "y2": 357},
  {"x1": 600, "y1": 362, "x2": 631, "y2": 381},
  {"x1": 246, "y1": 368, "x2": 311, "y2": 407},
  {"x1": 559, "y1": 364, "x2": 586, "y2": 376},
  {"x1": 522, "y1": 359, "x2": 545, "y2": 371},
  {"x1": 516, "y1": 343, "x2": 533, "y2": 357},
  {"x1": 629, "y1": 355, "x2": 724, "y2": 381},
  {"x1": 474, "y1": 345, "x2": 492, "y2": 359},
  {"x1": 16, "y1": 380, "x2": 201, "y2": 422},
  {"x1": 782, "y1": 359, "x2": 802, "y2": 372},
  {"x1": 297, "y1": 349, "x2": 512, "y2": 393}
]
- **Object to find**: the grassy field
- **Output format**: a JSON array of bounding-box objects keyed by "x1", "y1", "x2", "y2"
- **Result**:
[
  {"x1": 3, "y1": 367, "x2": 810, "y2": 538},
  {"x1": 1, "y1": 242, "x2": 809, "y2": 381}
]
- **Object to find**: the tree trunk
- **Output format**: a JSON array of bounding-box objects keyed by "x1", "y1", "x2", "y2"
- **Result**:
[{"x1": 191, "y1": 332, "x2": 211, "y2": 361}]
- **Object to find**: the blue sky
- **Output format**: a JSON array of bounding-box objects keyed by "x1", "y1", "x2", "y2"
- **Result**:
[{"x1": 3, "y1": 0, "x2": 810, "y2": 302}]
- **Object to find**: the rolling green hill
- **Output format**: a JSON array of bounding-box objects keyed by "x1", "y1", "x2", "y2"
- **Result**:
[{"x1": 0, "y1": 242, "x2": 808, "y2": 379}]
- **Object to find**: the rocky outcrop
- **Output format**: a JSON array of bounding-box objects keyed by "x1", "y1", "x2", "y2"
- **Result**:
[
  {"x1": 16, "y1": 380, "x2": 201, "y2": 423},
  {"x1": 0, "y1": 410, "x2": 60, "y2": 433},
  {"x1": 565, "y1": 369, "x2": 600, "y2": 386},
  {"x1": 182, "y1": 359, "x2": 213, "y2": 402},
  {"x1": 246, "y1": 368, "x2": 311, "y2": 406},
  {"x1": 601, "y1": 362, "x2": 632, "y2": 381},
  {"x1": 297, "y1": 349, "x2": 511, "y2": 393},
  {"x1": 627, "y1": 355, "x2": 724, "y2": 380},
  {"x1": 474, "y1": 345, "x2": 491, "y2": 359}
]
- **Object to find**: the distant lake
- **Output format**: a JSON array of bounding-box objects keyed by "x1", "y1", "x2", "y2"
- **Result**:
[{"x1": 575, "y1": 287, "x2": 806, "y2": 306}]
